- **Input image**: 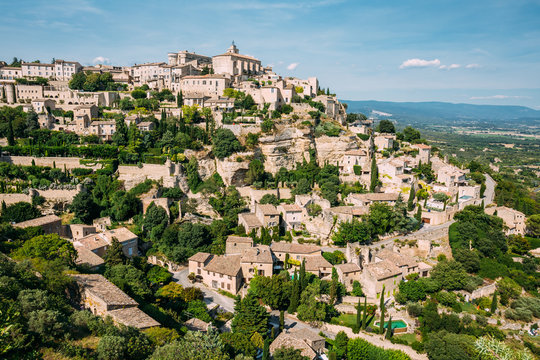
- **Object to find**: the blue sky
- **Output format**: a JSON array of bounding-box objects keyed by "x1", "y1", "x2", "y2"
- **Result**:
[{"x1": 2, "y1": 0, "x2": 540, "y2": 108}]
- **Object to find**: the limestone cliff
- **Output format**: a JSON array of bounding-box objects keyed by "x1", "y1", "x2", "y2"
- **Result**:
[
  {"x1": 215, "y1": 152, "x2": 252, "y2": 186},
  {"x1": 258, "y1": 127, "x2": 313, "y2": 174},
  {"x1": 314, "y1": 135, "x2": 360, "y2": 166}
]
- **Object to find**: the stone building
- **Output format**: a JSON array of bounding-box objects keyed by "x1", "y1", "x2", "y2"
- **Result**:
[
  {"x1": 270, "y1": 328, "x2": 325, "y2": 360},
  {"x1": 212, "y1": 43, "x2": 262, "y2": 76},
  {"x1": 13, "y1": 214, "x2": 63, "y2": 235},
  {"x1": 485, "y1": 206, "x2": 527, "y2": 235},
  {"x1": 71, "y1": 274, "x2": 159, "y2": 329}
]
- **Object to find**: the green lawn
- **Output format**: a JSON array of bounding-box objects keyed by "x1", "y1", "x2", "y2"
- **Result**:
[
  {"x1": 330, "y1": 313, "x2": 376, "y2": 329},
  {"x1": 394, "y1": 333, "x2": 418, "y2": 345}
]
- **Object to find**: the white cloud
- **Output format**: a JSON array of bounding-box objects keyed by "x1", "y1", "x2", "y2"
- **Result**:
[
  {"x1": 466, "y1": 63, "x2": 481, "y2": 69},
  {"x1": 439, "y1": 64, "x2": 460, "y2": 70},
  {"x1": 399, "y1": 58, "x2": 441, "y2": 69},
  {"x1": 93, "y1": 56, "x2": 110, "y2": 64},
  {"x1": 287, "y1": 62, "x2": 299, "y2": 70},
  {"x1": 469, "y1": 95, "x2": 529, "y2": 100}
]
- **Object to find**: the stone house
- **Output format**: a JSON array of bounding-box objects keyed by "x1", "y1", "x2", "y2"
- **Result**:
[
  {"x1": 270, "y1": 328, "x2": 325, "y2": 360},
  {"x1": 13, "y1": 214, "x2": 63, "y2": 235},
  {"x1": 304, "y1": 254, "x2": 333, "y2": 279},
  {"x1": 344, "y1": 192, "x2": 400, "y2": 207},
  {"x1": 137, "y1": 121, "x2": 155, "y2": 132},
  {"x1": 239, "y1": 245, "x2": 274, "y2": 283},
  {"x1": 335, "y1": 262, "x2": 362, "y2": 290},
  {"x1": 485, "y1": 206, "x2": 527, "y2": 235},
  {"x1": 412, "y1": 144, "x2": 431, "y2": 163},
  {"x1": 200, "y1": 254, "x2": 243, "y2": 294},
  {"x1": 340, "y1": 149, "x2": 368, "y2": 174},
  {"x1": 90, "y1": 120, "x2": 116, "y2": 141},
  {"x1": 374, "y1": 134, "x2": 395, "y2": 150},
  {"x1": 188, "y1": 252, "x2": 214, "y2": 278},
  {"x1": 74, "y1": 227, "x2": 138, "y2": 258},
  {"x1": 437, "y1": 166, "x2": 467, "y2": 187},
  {"x1": 255, "y1": 203, "x2": 279, "y2": 228},
  {"x1": 31, "y1": 98, "x2": 55, "y2": 114},
  {"x1": 70, "y1": 224, "x2": 97, "y2": 240},
  {"x1": 225, "y1": 236, "x2": 254, "y2": 255},
  {"x1": 277, "y1": 204, "x2": 304, "y2": 231},
  {"x1": 71, "y1": 274, "x2": 159, "y2": 330},
  {"x1": 270, "y1": 242, "x2": 322, "y2": 265},
  {"x1": 212, "y1": 43, "x2": 262, "y2": 76}
]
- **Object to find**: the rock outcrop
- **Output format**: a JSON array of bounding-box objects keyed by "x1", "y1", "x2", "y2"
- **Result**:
[{"x1": 258, "y1": 127, "x2": 312, "y2": 174}]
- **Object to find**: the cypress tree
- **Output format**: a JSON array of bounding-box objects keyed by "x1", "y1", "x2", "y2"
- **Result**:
[
  {"x1": 415, "y1": 205, "x2": 422, "y2": 224},
  {"x1": 355, "y1": 298, "x2": 361, "y2": 333},
  {"x1": 7, "y1": 119, "x2": 15, "y2": 146},
  {"x1": 379, "y1": 285, "x2": 385, "y2": 334},
  {"x1": 104, "y1": 237, "x2": 127, "y2": 266},
  {"x1": 370, "y1": 156, "x2": 379, "y2": 192},
  {"x1": 176, "y1": 91, "x2": 183, "y2": 107},
  {"x1": 1, "y1": 200, "x2": 6, "y2": 212},
  {"x1": 299, "y1": 259, "x2": 307, "y2": 292},
  {"x1": 490, "y1": 291, "x2": 498, "y2": 313},
  {"x1": 407, "y1": 184, "x2": 416, "y2": 211},
  {"x1": 262, "y1": 337, "x2": 270, "y2": 360},
  {"x1": 361, "y1": 297, "x2": 368, "y2": 330},
  {"x1": 329, "y1": 267, "x2": 338, "y2": 304},
  {"x1": 329, "y1": 351, "x2": 337, "y2": 360},
  {"x1": 270, "y1": 326, "x2": 275, "y2": 339},
  {"x1": 385, "y1": 316, "x2": 393, "y2": 339},
  {"x1": 284, "y1": 253, "x2": 289, "y2": 270},
  {"x1": 288, "y1": 269, "x2": 299, "y2": 313},
  {"x1": 279, "y1": 310, "x2": 284, "y2": 331}
]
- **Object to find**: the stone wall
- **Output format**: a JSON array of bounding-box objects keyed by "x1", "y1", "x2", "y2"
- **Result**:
[
  {"x1": 222, "y1": 124, "x2": 261, "y2": 137},
  {"x1": 147, "y1": 255, "x2": 184, "y2": 272},
  {"x1": 0, "y1": 155, "x2": 102, "y2": 170}
]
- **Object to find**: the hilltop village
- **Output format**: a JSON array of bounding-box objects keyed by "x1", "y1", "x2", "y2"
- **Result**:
[{"x1": 0, "y1": 45, "x2": 538, "y2": 360}]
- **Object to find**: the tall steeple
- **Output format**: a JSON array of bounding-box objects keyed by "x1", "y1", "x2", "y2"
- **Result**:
[{"x1": 227, "y1": 41, "x2": 239, "y2": 54}]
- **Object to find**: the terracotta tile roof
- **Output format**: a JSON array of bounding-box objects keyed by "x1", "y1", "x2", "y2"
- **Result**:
[
  {"x1": 241, "y1": 245, "x2": 273, "y2": 264},
  {"x1": 71, "y1": 274, "x2": 138, "y2": 306},
  {"x1": 204, "y1": 255, "x2": 242, "y2": 277},
  {"x1": 108, "y1": 307, "x2": 160, "y2": 329},
  {"x1": 188, "y1": 252, "x2": 213, "y2": 263},
  {"x1": 335, "y1": 263, "x2": 361, "y2": 274},
  {"x1": 304, "y1": 254, "x2": 332, "y2": 272},
  {"x1": 271, "y1": 242, "x2": 321, "y2": 255},
  {"x1": 13, "y1": 215, "x2": 60, "y2": 228},
  {"x1": 226, "y1": 235, "x2": 253, "y2": 244},
  {"x1": 413, "y1": 144, "x2": 432, "y2": 149},
  {"x1": 270, "y1": 332, "x2": 317, "y2": 359}
]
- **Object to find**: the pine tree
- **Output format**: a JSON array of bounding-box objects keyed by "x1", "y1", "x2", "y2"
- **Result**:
[
  {"x1": 361, "y1": 297, "x2": 368, "y2": 330},
  {"x1": 370, "y1": 156, "x2": 379, "y2": 192},
  {"x1": 407, "y1": 184, "x2": 416, "y2": 211},
  {"x1": 385, "y1": 316, "x2": 393, "y2": 339},
  {"x1": 379, "y1": 285, "x2": 385, "y2": 334},
  {"x1": 104, "y1": 237, "x2": 126, "y2": 266},
  {"x1": 231, "y1": 293, "x2": 269, "y2": 338},
  {"x1": 279, "y1": 310, "x2": 284, "y2": 331},
  {"x1": 262, "y1": 337, "x2": 270, "y2": 360},
  {"x1": 491, "y1": 291, "x2": 498, "y2": 313}
]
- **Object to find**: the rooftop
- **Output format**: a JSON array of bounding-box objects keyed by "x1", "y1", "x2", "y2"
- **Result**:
[
  {"x1": 188, "y1": 252, "x2": 213, "y2": 263},
  {"x1": 184, "y1": 317, "x2": 210, "y2": 332},
  {"x1": 108, "y1": 307, "x2": 160, "y2": 329},
  {"x1": 335, "y1": 262, "x2": 361, "y2": 274},
  {"x1": 74, "y1": 244, "x2": 105, "y2": 268},
  {"x1": 304, "y1": 254, "x2": 332, "y2": 272},
  {"x1": 279, "y1": 204, "x2": 303, "y2": 213},
  {"x1": 271, "y1": 242, "x2": 321, "y2": 255},
  {"x1": 204, "y1": 254, "x2": 242, "y2": 277},
  {"x1": 270, "y1": 332, "x2": 316, "y2": 359},
  {"x1": 71, "y1": 274, "x2": 138, "y2": 306},
  {"x1": 13, "y1": 214, "x2": 60, "y2": 228},
  {"x1": 238, "y1": 212, "x2": 263, "y2": 228},
  {"x1": 257, "y1": 203, "x2": 279, "y2": 216},
  {"x1": 241, "y1": 245, "x2": 273, "y2": 264},
  {"x1": 103, "y1": 227, "x2": 137, "y2": 243},
  {"x1": 226, "y1": 235, "x2": 253, "y2": 244},
  {"x1": 365, "y1": 259, "x2": 402, "y2": 280},
  {"x1": 74, "y1": 234, "x2": 108, "y2": 251}
]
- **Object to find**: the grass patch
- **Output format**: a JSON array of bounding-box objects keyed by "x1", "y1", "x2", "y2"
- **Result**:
[
  {"x1": 394, "y1": 333, "x2": 418, "y2": 345},
  {"x1": 218, "y1": 289, "x2": 236, "y2": 299},
  {"x1": 330, "y1": 313, "x2": 375, "y2": 329}
]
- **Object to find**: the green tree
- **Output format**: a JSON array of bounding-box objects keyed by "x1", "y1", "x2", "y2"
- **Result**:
[
  {"x1": 288, "y1": 270, "x2": 300, "y2": 313},
  {"x1": 13, "y1": 234, "x2": 76, "y2": 267},
  {"x1": 379, "y1": 285, "x2": 385, "y2": 334},
  {"x1": 185, "y1": 156, "x2": 202, "y2": 193},
  {"x1": 1, "y1": 201, "x2": 41, "y2": 223},
  {"x1": 273, "y1": 347, "x2": 308, "y2": 360},
  {"x1": 355, "y1": 298, "x2": 361, "y2": 332},
  {"x1": 176, "y1": 91, "x2": 183, "y2": 107},
  {"x1": 369, "y1": 156, "x2": 379, "y2": 192},
  {"x1": 105, "y1": 264, "x2": 152, "y2": 301},
  {"x1": 97, "y1": 335, "x2": 127, "y2": 360},
  {"x1": 385, "y1": 316, "x2": 393, "y2": 339},
  {"x1": 212, "y1": 129, "x2": 243, "y2": 159},
  {"x1": 262, "y1": 337, "x2": 270, "y2": 360},
  {"x1": 132, "y1": 89, "x2": 147, "y2": 99},
  {"x1": 407, "y1": 184, "x2": 416, "y2": 211},
  {"x1": 333, "y1": 331, "x2": 349, "y2": 360},
  {"x1": 149, "y1": 328, "x2": 227, "y2": 360},
  {"x1": 361, "y1": 297, "x2": 368, "y2": 330},
  {"x1": 231, "y1": 293, "x2": 269, "y2": 338},
  {"x1": 103, "y1": 237, "x2": 127, "y2": 266},
  {"x1": 70, "y1": 191, "x2": 99, "y2": 224},
  {"x1": 431, "y1": 260, "x2": 469, "y2": 291},
  {"x1": 376, "y1": 119, "x2": 395, "y2": 133},
  {"x1": 68, "y1": 72, "x2": 86, "y2": 90},
  {"x1": 490, "y1": 291, "x2": 498, "y2": 313},
  {"x1": 144, "y1": 202, "x2": 169, "y2": 241},
  {"x1": 424, "y1": 331, "x2": 476, "y2": 360},
  {"x1": 27, "y1": 309, "x2": 66, "y2": 342},
  {"x1": 245, "y1": 159, "x2": 265, "y2": 185},
  {"x1": 330, "y1": 267, "x2": 339, "y2": 304},
  {"x1": 526, "y1": 214, "x2": 540, "y2": 237},
  {"x1": 332, "y1": 219, "x2": 373, "y2": 246}
]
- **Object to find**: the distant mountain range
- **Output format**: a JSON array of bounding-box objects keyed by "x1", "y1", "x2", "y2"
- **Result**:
[{"x1": 341, "y1": 100, "x2": 540, "y2": 126}]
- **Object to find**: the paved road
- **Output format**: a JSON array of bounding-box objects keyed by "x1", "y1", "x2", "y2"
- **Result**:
[{"x1": 173, "y1": 268, "x2": 236, "y2": 312}]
